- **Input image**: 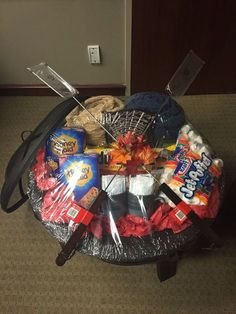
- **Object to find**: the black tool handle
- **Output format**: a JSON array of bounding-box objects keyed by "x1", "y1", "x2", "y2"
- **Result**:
[
  {"x1": 56, "y1": 190, "x2": 107, "y2": 266},
  {"x1": 160, "y1": 183, "x2": 223, "y2": 247}
]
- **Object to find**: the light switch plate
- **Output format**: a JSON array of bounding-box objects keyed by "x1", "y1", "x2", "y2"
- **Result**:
[{"x1": 87, "y1": 45, "x2": 101, "y2": 64}]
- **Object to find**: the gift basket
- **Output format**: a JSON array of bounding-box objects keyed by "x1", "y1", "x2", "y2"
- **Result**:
[{"x1": 1, "y1": 63, "x2": 224, "y2": 281}]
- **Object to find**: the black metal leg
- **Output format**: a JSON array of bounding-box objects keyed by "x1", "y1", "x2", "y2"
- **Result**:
[{"x1": 156, "y1": 252, "x2": 179, "y2": 282}]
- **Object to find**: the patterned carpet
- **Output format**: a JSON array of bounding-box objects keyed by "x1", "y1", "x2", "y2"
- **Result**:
[{"x1": 0, "y1": 95, "x2": 235, "y2": 314}]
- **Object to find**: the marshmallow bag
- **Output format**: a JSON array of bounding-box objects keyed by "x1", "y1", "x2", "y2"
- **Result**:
[{"x1": 1, "y1": 93, "x2": 224, "y2": 267}]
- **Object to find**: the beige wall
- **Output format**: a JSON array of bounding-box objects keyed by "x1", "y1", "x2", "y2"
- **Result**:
[{"x1": 0, "y1": 0, "x2": 131, "y2": 90}]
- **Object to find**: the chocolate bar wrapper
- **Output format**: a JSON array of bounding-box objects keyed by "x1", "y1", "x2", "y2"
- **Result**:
[{"x1": 78, "y1": 186, "x2": 100, "y2": 209}]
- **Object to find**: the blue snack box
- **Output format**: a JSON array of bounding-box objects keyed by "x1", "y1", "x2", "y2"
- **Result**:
[
  {"x1": 59, "y1": 154, "x2": 100, "y2": 202},
  {"x1": 45, "y1": 127, "x2": 86, "y2": 173}
]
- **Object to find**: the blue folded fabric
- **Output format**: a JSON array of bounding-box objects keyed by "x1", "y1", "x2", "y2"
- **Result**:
[{"x1": 125, "y1": 92, "x2": 186, "y2": 146}]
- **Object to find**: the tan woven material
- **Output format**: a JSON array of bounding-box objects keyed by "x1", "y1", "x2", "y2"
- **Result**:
[{"x1": 66, "y1": 95, "x2": 124, "y2": 146}]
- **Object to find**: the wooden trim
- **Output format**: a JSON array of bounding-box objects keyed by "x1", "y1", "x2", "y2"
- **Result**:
[{"x1": 0, "y1": 84, "x2": 126, "y2": 96}]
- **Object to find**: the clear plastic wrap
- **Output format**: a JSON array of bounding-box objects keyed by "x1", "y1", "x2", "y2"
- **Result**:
[
  {"x1": 165, "y1": 50, "x2": 205, "y2": 96},
  {"x1": 27, "y1": 62, "x2": 78, "y2": 98},
  {"x1": 65, "y1": 95, "x2": 125, "y2": 146},
  {"x1": 27, "y1": 63, "x2": 120, "y2": 147},
  {"x1": 27, "y1": 94, "x2": 224, "y2": 264}
]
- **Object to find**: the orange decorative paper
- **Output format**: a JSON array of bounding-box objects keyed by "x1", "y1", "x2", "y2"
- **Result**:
[{"x1": 108, "y1": 131, "x2": 158, "y2": 169}]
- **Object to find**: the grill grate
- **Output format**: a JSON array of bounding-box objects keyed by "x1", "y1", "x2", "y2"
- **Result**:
[{"x1": 101, "y1": 110, "x2": 156, "y2": 143}]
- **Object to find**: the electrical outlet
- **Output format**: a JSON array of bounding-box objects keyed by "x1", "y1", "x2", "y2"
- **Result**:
[{"x1": 87, "y1": 45, "x2": 101, "y2": 64}]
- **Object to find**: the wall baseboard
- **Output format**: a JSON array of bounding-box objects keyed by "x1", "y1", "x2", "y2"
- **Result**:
[{"x1": 0, "y1": 84, "x2": 126, "y2": 96}]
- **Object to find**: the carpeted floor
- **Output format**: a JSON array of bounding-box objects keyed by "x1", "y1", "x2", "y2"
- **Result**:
[{"x1": 0, "y1": 95, "x2": 235, "y2": 314}]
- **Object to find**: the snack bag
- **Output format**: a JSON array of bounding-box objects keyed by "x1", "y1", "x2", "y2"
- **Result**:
[{"x1": 159, "y1": 123, "x2": 223, "y2": 207}]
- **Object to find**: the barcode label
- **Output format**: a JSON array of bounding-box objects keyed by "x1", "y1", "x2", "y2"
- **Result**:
[
  {"x1": 175, "y1": 209, "x2": 186, "y2": 221},
  {"x1": 66, "y1": 207, "x2": 79, "y2": 219}
]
